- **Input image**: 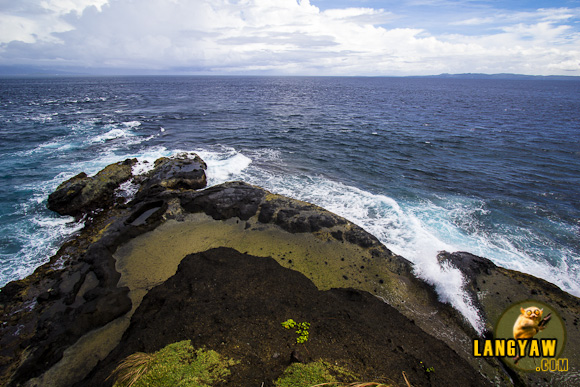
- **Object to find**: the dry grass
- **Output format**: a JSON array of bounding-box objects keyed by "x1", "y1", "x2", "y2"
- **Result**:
[{"x1": 107, "y1": 352, "x2": 154, "y2": 387}]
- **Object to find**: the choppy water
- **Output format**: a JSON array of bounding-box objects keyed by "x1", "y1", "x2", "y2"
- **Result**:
[{"x1": 1, "y1": 76, "x2": 579, "y2": 330}]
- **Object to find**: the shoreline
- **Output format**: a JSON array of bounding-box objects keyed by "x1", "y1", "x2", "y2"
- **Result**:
[{"x1": 1, "y1": 154, "x2": 579, "y2": 386}]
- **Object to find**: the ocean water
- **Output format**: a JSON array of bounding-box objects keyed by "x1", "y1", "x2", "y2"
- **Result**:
[{"x1": 1, "y1": 76, "x2": 579, "y2": 330}]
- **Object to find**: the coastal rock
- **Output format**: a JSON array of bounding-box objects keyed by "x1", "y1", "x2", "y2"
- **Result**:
[
  {"x1": 2, "y1": 156, "x2": 580, "y2": 386},
  {"x1": 81, "y1": 247, "x2": 491, "y2": 386},
  {"x1": 136, "y1": 152, "x2": 207, "y2": 197},
  {"x1": 47, "y1": 159, "x2": 137, "y2": 217}
]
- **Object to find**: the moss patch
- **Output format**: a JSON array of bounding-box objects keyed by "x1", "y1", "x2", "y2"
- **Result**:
[
  {"x1": 113, "y1": 213, "x2": 409, "y2": 316},
  {"x1": 111, "y1": 340, "x2": 238, "y2": 387},
  {"x1": 274, "y1": 360, "x2": 356, "y2": 387}
]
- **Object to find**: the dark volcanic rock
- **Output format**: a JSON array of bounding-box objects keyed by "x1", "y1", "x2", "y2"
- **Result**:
[
  {"x1": 4, "y1": 155, "x2": 580, "y2": 387},
  {"x1": 0, "y1": 227, "x2": 133, "y2": 386},
  {"x1": 137, "y1": 152, "x2": 207, "y2": 198},
  {"x1": 1, "y1": 154, "x2": 208, "y2": 386},
  {"x1": 181, "y1": 181, "x2": 265, "y2": 221},
  {"x1": 47, "y1": 159, "x2": 136, "y2": 217},
  {"x1": 181, "y1": 181, "x2": 379, "y2": 249},
  {"x1": 82, "y1": 247, "x2": 491, "y2": 387}
]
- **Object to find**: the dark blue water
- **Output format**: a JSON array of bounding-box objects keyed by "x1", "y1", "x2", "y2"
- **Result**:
[{"x1": 1, "y1": 76, "x2": 579, "y2": 328}]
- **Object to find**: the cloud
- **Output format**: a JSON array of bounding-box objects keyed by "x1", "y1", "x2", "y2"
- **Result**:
[
  {"x1": 0, "y1": 0, "x2": 109, "y2": 44},
  {"x1": 40, "y1": 0, "x2": 109, "y2": 15},
  {"x1": 0, "y1": 0, "x2": 579, "y2": 75},
  {"x1": 451, "y1": 17, "x2": 496, "y2": 26}
]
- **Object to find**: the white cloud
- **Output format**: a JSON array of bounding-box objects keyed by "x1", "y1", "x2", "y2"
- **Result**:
[
  {"x1": 1, "y1": 0, "x2": 579, "y2": 75},
  {"x1": 451, "y1": 17, "x2": 496, "y2": 26},
  {"x1": 0, "y1": 0, "x2": 108, "y2": 44},
  {"x1": 39, "y1": 0, "x2": 109, "y2": 15}
]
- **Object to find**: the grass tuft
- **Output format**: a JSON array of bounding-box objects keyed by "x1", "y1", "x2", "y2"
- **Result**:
[{"x1": 108, "y1": 352, "x2": 154, "y2": 387}]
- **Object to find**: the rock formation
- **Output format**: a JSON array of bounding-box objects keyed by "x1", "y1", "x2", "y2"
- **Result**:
[
  {"x1": 1, "y1": 153, "x2": 578, "y2": 386},
  {"x1": 47, "y1": 159, "x2": 137, "y2": 217}
]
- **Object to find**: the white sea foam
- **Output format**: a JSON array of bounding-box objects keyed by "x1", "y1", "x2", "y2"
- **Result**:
[
  {"x1": 180, "y1": 148, "x2": 483, "y2": 330},
  {"x1": 132, "y1": 160, "x2": 156, "y2": 176},
  {"x1": 116, "y1": 180, "x2": 140, "y2": 202},
  {"x1": 196, "y1": 148, "x2": 252, "y2": 186},
  {"x1": 0, "y1": 211, "x2": 84, "y2": 287},
  {"x1": 91, "y1": 128, "x2": 133, "y2": 143},
  {"x1": 191, "y1": 147, "x2": 580, "y2": 332},
  {"x1": 5, "y1": 144, "x2": 578, "y2": 335},
  {"x1": 25, "y1": 113, "x2": 58, "y2": 123},
  {"x1": 122, "y1": 121, "x2": 142, "y2": 128},
  {"x1": 244, "y1": 174, "x2": 485, "y2": 332},
  {"x1": 130, "y1": 146, "x2": 175, "y2": 175}
]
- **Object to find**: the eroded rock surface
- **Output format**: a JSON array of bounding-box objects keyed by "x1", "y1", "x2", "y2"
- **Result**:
[
  {"x1": 136, "y1": 152, "x2": 207, "y2": 197},
  {"x1": 2, "y1": 155, "x2": 579, "y2": 386},
  {"x1": 82, "y1": 247, "x2": 491, "y2": 387},
  {"x1": 47, "y1": 159, "x2": 136, "y2": 217}
]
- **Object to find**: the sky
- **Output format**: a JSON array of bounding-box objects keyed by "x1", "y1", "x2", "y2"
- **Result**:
[{"x1": 1, "y1": 0, "x2": 579, "y2": 76}]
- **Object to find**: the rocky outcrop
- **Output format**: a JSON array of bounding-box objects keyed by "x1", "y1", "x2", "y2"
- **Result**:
[
  {"x1": 136, "y1": 152, "x2": 207, "y2": 197},
  {"x1": 1, "y1": 155, "x2": 579, "y2": 386},
  {"x1": 47, "y1": 159, "x2": 136, "y2": 217},
  {"x1": 0, "y1": 218, "x2": 133, "y2": 386},
  {"x1": 81, "y1": 247, "x2": 491, "y2": 386},
  {"x1": 0, "y1": 153, "x2": 207, "y2": 386}
]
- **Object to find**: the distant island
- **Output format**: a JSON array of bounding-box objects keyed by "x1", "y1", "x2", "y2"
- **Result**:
[
  {"x1": 1, "y1": 65, "x2": 580, "y2": 79},
  {"x1": 421, "y1": 73, "x2": 580, "y2": 81}
]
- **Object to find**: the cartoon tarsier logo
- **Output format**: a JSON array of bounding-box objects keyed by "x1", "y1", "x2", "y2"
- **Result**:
[
  {"x1": 512, "y1": 306, "x2": 551, "y2": 364},
  {"x1": 489, "y1": 300, "x2": 567, "y2": 371}
]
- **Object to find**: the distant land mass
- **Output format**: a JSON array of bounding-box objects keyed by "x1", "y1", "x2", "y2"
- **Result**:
[
  {"x1": 423, "y1": 73, "x2": 580, "y2": 81},
  {"x1": 0, "y1": 65, "x2": 579, "y2": 79}
]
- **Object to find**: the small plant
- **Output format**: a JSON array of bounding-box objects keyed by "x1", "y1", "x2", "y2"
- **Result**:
[
  {"x1": 420, "y1": 361, "x2": 434, "y2": 373},
  {"x1": 282, "y1": 319, "x2": 311, "y2": 344}
]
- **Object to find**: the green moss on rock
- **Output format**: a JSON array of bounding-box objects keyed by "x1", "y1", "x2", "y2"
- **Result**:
[
  {"x1": 111, "y1": 341, "x2": 238, "y2": 387},
  {"x1": 274, "y1": 360, "x2": 356, "y2": 387}
]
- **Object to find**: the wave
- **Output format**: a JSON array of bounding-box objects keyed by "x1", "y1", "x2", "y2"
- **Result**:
[
  {"x1": 0, "y1": 200, "x2": 84, "y2": 286},
  {"x1": 196, "y1": 148, "x2": 253, "y2": 185},
  {"x1": 194, "y1": 147, "x2": 580, "y2": 332},
  {"x1": 91, "y1": 128, "x2": 134, "y2": 143},
  {"x1": 3, "y1": 145, "x2": 579, "y2": 335},
  {"x1": 122, "y1": 121, "x2": 142, "y2": 128}
]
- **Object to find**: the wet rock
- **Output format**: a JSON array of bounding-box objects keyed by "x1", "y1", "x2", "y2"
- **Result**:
[
  {"x1": 47, "y1": 159, "x2": 136, "y2": 217},
  {"x1": 4, "y1": 154, "x2": 580, "y2": 387},
  {"x1": 137, "y1": 152, "x2": 207, "y2": 197},
  {"x1": 181, "y1": 181, "x2": 264, "y2": 220}
]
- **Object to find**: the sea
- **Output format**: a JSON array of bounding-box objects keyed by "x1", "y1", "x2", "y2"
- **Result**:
[{"x1": 1, "y1": 76, "x2": 579, "y2": 331}]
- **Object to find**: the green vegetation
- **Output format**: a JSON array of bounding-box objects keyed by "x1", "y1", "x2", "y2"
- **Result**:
[
  {"x1": 110, "y1": 340, "x2": 238, "y2": 387},
  {"x1": 282, "y1": 319, "x2": 311, "y2": 344},
  {"x1": 420, "y1": 361, "x2": 435, "y2": 373},
  {"x1": 274, "y1": 360, "x2": 356, "y2": 387}
]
